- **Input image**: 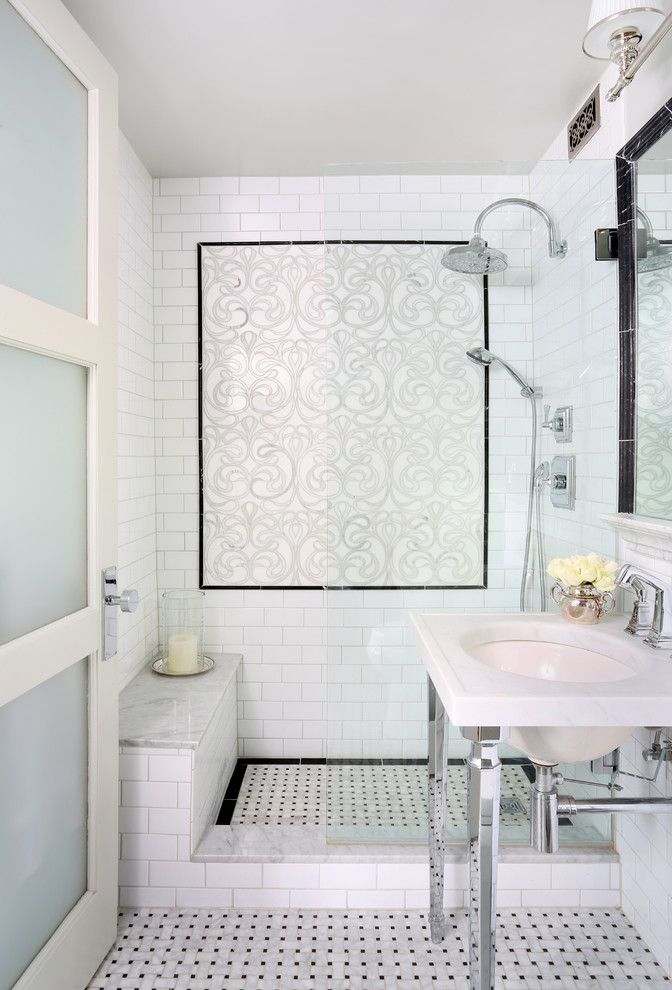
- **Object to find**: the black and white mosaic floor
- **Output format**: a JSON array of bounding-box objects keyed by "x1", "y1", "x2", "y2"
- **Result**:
[
  {"x1": 219, "y1": 760, "x2": 533, "y2": 830},
  {"x1": 88, "y1": 908, "x2": 671, "y2": 989}
]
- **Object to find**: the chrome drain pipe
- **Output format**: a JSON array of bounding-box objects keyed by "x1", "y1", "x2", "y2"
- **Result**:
[
  {"x1": 558, "y1": 796, "x2": 672, "y2": 816},
  {"x1": 530, "y1": 765, "x2": 560, "y2": 854},
  {"x1": 530, "y1": 762, "x2": 672, "y2": 854}
]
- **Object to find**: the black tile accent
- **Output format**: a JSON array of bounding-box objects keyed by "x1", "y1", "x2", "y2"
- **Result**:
[
  {"x1": 216, "y1": 800, "x2": 237, "y2": 825},
  {"x1": 222, "y1": 761, "x2": 247, "y2": 801},
  {"x1": 326, "y1": 757, "x2": 382, "y2": 766},
  {"x1": 238, "y1": 756, "x2": 301, "y2": 767}
]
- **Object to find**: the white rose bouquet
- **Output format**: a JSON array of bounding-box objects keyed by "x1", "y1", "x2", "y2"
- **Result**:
[{"x1": 547, "y1": 553, "x2": 619, "y2": 592}]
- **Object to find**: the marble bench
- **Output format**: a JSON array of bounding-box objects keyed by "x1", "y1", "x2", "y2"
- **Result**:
[{"x1": 118, "y1": 653, "x2": 241, "y2": 906}]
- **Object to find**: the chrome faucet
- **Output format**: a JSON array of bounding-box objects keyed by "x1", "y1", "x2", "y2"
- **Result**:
[{"x1": 616, "y1": 564, "x2": 672, "y2": 649}]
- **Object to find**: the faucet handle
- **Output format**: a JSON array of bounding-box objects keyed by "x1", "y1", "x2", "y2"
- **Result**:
[
  {"x1": 618, "y1": 565, "x2": 672, "y2": 649},
  {"x1": 625, "y1": 580, "x2": 655, "y2": 636},
  {"x1": 617, "y1": 564, "x2": 658, "y2": 639}
]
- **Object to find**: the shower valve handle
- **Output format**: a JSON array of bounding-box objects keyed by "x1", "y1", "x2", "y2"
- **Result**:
[{"x1": 542, "y1": 405, "x2": 560, "y2": 431}]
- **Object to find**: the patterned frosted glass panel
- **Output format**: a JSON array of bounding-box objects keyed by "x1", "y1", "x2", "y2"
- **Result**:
[
  {"x1": 324, "y1": 242, "x2": 484, "y2": 587},
  {"x1": 0, "y1": 659, "x2": 88, "y2": 990},
  {"x1": 200, "y1": 242, "x2": 485, "y2": 588},
  {"x1": 0, "y1": 344, "x2": 87, "y2": 644},
  {"x1": 0, "y1": 0, "x2": 87, "y2": 316}
]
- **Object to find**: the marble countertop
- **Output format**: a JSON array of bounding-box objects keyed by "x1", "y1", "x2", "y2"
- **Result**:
[
  {"x1": 119, "y1": 652, "x2": 241, "y2": 749},
  {"x1": 410, "y1": 611, "x2": 672, "y2": 727}
]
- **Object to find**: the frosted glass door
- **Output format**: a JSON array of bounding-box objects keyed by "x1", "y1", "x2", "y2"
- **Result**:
[
  {"x1": 0, "y1": 660, "x2": 88, "y2": 990},
  {"x1": 0, "y1": 344, "x2": 88, "y2": 645},
  {"x1": 0, "y1": 0, "x2": 88, "y2": 316},
  {"x1": 0, "y1": 1, "x2": 118, "y2": 989}
]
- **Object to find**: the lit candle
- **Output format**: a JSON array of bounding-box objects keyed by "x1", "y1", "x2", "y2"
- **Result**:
[{"x1": 168, "y1": 633, "x2": 198, "y2": 673}]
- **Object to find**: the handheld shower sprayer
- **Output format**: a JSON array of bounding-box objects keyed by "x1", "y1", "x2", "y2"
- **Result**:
[
  {"x1": 466, "y1": 346, "x2": 536, "y2": 398},
  {"x1": 466, "y1": 344, "x2": 544, "y2": 612}
]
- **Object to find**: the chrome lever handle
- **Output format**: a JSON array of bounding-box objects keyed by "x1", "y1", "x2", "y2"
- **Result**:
[{"x1": 105, "y1": 588, "x2": 139, "y2": 613}]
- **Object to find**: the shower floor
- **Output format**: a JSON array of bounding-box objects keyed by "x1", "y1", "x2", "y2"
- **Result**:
[{"x1": 218, "y1": 759, "x2": 550, "y2": 832}]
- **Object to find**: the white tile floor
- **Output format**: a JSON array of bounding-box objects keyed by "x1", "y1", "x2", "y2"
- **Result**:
[
  {"x1": 232, "y1": 763, "x2": 532, "y2": 829},
  {"x1": 88, "y1": 908, "x2": 670, "y2": 989}
]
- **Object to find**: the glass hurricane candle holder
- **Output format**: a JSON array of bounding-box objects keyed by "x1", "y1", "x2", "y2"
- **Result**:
[{"x1": 161, "y1": 590, "x2": 205, "y2": 674}]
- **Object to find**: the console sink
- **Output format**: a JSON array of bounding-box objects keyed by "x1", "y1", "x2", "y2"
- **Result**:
[{"x1": 410, "y1": 612, "x2": 672, "y2": 766}]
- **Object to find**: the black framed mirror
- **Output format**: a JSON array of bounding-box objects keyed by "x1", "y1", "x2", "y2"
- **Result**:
[{"x1": 616, "y1": 97, "x2": 672, "y2": 516}]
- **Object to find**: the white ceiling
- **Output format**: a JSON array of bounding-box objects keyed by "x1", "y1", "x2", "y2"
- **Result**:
[{"x1": 63, "y1": 0, "x2": 603, "y2": 177}]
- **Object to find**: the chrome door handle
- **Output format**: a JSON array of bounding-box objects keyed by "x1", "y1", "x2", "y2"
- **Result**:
[
  {"x1": 105, "y1": 587, "x2": 139, "y2": 613},
  {"x1": 102, "y1": 566, "x2": 139, "y2": 659}
]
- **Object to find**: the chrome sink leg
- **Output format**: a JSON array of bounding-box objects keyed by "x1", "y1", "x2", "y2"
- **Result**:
[
  {"x1": 427, "y1": 675, "x2": 446, "y2": 943},
  {"x1": 463, "y1": 726, "x2": 509, "y2": 990}
]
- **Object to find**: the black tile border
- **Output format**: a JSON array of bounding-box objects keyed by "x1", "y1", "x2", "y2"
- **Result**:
[
  {"x1": 615, "y1": 98, "x2": 672, "y2": 513},
  {"x1": 198, "y1": 239, "x2": 490, "y2": 591}
]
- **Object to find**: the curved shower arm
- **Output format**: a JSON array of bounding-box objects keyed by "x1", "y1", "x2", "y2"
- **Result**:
[{"x1": 473, "y1": 197, "x2": 567, "y2": 259}]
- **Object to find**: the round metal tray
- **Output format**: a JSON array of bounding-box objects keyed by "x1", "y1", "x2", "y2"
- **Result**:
[{"x1": 151, "y1": 655, "x2": 215, "y2": 677}]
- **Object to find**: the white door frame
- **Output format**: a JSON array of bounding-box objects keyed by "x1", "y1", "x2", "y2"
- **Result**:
[{"x1": 0, "y1": 1, "x2": 119, "y2": 987}]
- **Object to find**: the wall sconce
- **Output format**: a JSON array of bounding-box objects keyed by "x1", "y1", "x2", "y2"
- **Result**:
[{"x1": 583, "y1": 1, "x2": 672, "y2": 101}]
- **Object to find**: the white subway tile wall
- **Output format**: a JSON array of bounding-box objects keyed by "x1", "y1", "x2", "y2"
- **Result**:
[
  {"x1": 117, "y1": 738, "x2": 621, "y2": 909},
  {"x1": 117, "y1": 135, "x2": 159, "y2": 689},
  {"x1": 152, "y1": 174, "x2": 534, "y2": 758}
]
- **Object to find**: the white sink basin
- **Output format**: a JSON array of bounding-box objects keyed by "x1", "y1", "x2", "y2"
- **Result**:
[
  {"x1": 468, "y1": 639, "x2": 635, "y2": 684},
  {"x1": 463, "y1": 636, "x2": 635, "y2": 763},
  {"x1": 409, "y1": 612, "x2": 672, "y2": 767}
]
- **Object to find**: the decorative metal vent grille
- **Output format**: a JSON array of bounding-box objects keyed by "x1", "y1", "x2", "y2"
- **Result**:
[{"x1": 567, "y1": 85, "x2": 601, "y2": 160}]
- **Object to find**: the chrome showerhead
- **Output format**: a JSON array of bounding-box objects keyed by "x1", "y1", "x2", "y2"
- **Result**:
[
  {"x1": 442, "y1": 198, "x2": 567, "y2": 277},
  {"x1": 441, "y1": 235, "x2": 508, "y2": 274}
]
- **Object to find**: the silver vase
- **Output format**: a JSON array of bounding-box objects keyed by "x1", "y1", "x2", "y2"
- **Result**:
[{"x1": 550, "y1": 583, "x2": 615, "y2": 624}]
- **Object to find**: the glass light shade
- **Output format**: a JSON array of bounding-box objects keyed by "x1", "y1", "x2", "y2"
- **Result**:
[
  {"x1": 583, "y1": 1, "x2": 666, "y2": 57},
  {"x1": 161, "y1": 590, "x2": 205, "y2": 674}
]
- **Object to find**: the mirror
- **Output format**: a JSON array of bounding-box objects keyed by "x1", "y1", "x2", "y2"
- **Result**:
[
  {"x1": 616, "y1": 99, "x2": 672, "y2": 519},
  {"x1": 636, "y1": 136, "x2": 672, "y2": 517}
]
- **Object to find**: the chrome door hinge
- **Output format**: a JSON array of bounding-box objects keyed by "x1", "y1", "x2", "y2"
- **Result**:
[
  {"x1": 595, "y1": 228, "x2": 619, "y2": 260},
  {"x1": 102, "y1": 566, "x2": 139, "y2": 660},
  {"x1": 595, "y1": 226, "x2": 647, "y2": 260}
]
